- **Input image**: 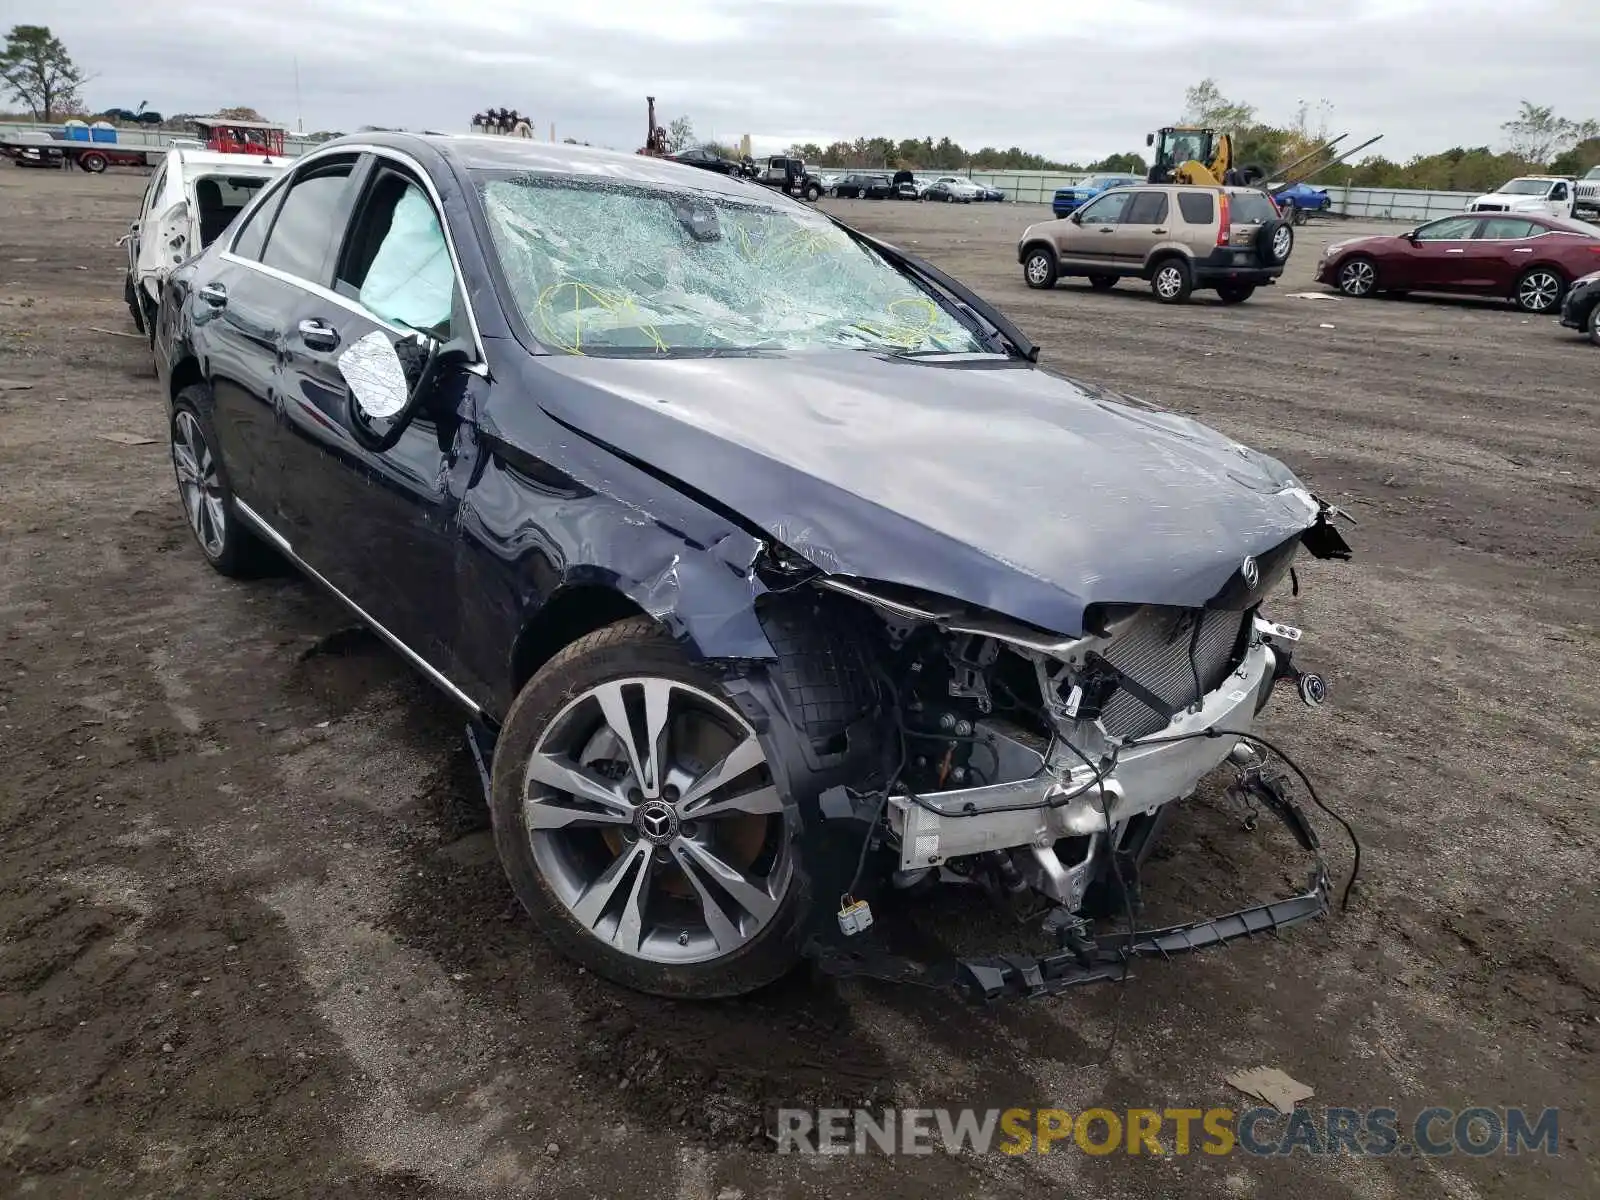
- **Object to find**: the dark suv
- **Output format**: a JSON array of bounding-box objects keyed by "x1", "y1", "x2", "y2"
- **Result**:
[{"x1": 152, "y1": 133, "x2": 1349, "y2": 1002}]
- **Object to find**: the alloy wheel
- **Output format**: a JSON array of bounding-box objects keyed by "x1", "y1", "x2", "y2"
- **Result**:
[
  {"x1": 522, "y1": 677, "x2": 792, "y2": 965},
  {"x1": 1518, "y1": 271, "x2": 1560, "y2": 312},
  {"x1": 171, "y1": 410, "x2": 226, "y2": 558},
  {"x1": 1271, "y1": 225, "x2": 1293, "y2": 261},
  {"x1": 1340, "y1": 259, "x2": 1376, "y2": 296},
  {"x1": 1155, "y1": 265, "x2": 1184, "y2": 299},
  {"x1": 1026, "y1": 254, "x2": 1052, "y2": 285}
]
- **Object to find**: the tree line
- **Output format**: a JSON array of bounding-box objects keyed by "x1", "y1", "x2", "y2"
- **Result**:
[{"x1": 7, "y1": 27, "x2": 1597, "y2": 191}]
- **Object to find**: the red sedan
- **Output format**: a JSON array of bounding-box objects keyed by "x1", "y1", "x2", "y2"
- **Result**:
[{"x1": 1315, "y1": 213, "x2": 1600, "y2": 313}]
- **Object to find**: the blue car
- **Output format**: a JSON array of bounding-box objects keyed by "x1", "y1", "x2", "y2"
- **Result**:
[
  {"x1": 1271, "y1": 182, "x2": 1331, "y2": 221},
  {"x1": 1051, "y1": 174, "x2": 1142, "y2": 218}
]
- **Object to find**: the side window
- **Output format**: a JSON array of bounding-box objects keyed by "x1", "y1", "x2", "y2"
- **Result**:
[
  {"x1": 1177, "y1": 191, "x2": 1214, "y2": 224},
  {"x1": 1415, "y1": 216, "x2": 1481, "y2": 241},
  {"x1": 335, "y1": 168, "x2": 457, "y2": 338},
  {"x1": 1479, "y1": 218, "x2": 1538, "y2": 240},
  {"x1": 1123, "y1": 191, "x2": 1169, "y2": 225},
  {"x1": 259, "y1": 161, "x2": 356, "y2": 282},
  {"x1": 1550, "y1": 182, "x2": 1569, "y2": 201},
  {"x1": 143, "y1": 164, "x2": 168, "y2": 216},
  {"x1": 1078, "y1": 190, "x2": 1134, "y2": 224},
  {"x1": 230, "y1": 180, "x2": 287, "y2": 262},
  {"x1": 1228, "y1": 191, "x2": 1279, "y2": 224}
]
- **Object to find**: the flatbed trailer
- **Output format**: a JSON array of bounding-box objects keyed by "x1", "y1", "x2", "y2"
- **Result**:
[{"x1": 0, "y1": 136, "x2": 154, "y2": 173}]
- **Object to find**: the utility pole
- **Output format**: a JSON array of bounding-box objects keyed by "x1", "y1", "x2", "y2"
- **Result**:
[{"x1": 293, "y1": 56, "x2": 303, "y2": 133}]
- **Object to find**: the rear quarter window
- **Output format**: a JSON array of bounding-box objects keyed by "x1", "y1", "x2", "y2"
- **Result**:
[
  {"x1": 1177, "y1": 192, "x2": 1214, "y2": 224},
  {"x1": 1229, "y1": 191, "x2": 1279, "y2": 224}
]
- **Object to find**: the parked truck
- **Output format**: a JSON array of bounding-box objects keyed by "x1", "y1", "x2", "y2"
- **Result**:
[{"x1": 1576, "y1": 166, "x2": 1600, "y2": 219}]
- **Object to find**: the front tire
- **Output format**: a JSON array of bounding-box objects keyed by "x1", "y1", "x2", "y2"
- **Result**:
[
  {"x1": 1514, "y1": 267, "x2": 1564, "y2": 314},
  {"x1": 804, "y1": 183, "x2": 821, "y2": 202},
  {"x1": 125, "y1": 275, "x2": 145, "y2": 333},
  {"x1": 1023, "y1": 246, "x2": 1058, "y2": 289},
  {"x1": 1151, "y1": 258, "x2": 1193, "y2": 304},
  {"x1": 1337, "y1": 255, "x2": 1378, "y2": 297},
  {"x1": 1588, "y1": 302, "x2": 1600, "y2": 347},
  {"x1": 169, "y1": 387, "x2": 275, "y2": 577},
  {"x1": 489, "y1": 618, "x2": 810, "y2": 999},
  {"x1": 1216, "y1": 283, "x2": 1256, "y2": 304}
]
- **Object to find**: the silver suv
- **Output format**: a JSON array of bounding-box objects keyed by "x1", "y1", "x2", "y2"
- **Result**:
[{"x1": 1018, "y1": 184, "x2": 1294, "y2": 304}]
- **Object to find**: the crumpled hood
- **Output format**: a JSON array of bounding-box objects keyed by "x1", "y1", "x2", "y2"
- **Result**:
[{"x1": 531, "y1": 352, "x2": 1323, "y2": 635}]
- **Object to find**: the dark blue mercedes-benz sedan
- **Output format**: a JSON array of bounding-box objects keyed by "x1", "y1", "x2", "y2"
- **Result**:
[{"x1": 154, "y1": 133, "x2": 1351, "y2": 1002}]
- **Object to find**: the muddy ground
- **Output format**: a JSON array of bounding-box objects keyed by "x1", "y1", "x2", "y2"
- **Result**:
[{"x1": 1, "y1": 165, "x2": 1595, "y2": 1199}]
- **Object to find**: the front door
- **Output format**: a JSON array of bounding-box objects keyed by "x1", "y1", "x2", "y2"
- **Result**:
[
  {"x1": 1056, "y1": 189, "x2": 1135, "y2": 268},
  {"x1": 1393, "y1": 215, "x2": 1484, "y2": 289},
  {"x1": 275, "y1": 160, "x2": 476, "y2": 672}
]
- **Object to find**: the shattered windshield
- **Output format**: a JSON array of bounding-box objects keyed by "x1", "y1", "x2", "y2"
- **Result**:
[{"x1": 475, "y1": 173, "x2": 988, "y2": 356}]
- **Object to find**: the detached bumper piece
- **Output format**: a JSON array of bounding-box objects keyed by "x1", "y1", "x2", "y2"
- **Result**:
[
  {"x1": 954, "y1": 868, "x2": 1328, "y2": 1001},
  {"x1": 812, "y1": 776, "x2": 1330, "y2": 1004}
]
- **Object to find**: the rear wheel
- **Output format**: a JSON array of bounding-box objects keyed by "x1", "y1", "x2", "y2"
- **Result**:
[
  {"x1": 489, "y1": 618, "x2": 808, "y2": 998},
  {"x1": 1337, "y1": 256, "x2": 1378, "y2": 297},
  {"x1": 1150, "y1": 258, "x2": 1193, "y2": 304},
  {"x1": 1216, "y1": 283, "x2": 1257, "y2": 304},
  {"x1": 1023, "y1": 247, "x2": 1058, "y2": 289},
  {"x1": 1514, "y1": 267, "x2": 1564, "y2": 313},
  {"x1": 1088, "y1": 274, "x2": 1118, "y2": 291},
  {"x1": 169, "y1": 388, "x2": 275, "y2": 577},
  {"x1": 1588, "y1": 302, "x2": 1600, "y2": 347},
  {"x1": 79, "y1": 151, "x2": 108, "y2": 174}
]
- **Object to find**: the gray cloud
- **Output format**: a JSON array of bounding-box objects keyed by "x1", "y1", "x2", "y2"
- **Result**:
[{"x1": 32, "y1": 0, "x2": 1600, "y2": 162}]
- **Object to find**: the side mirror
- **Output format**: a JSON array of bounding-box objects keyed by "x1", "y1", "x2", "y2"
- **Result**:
[
  {"x1": 1069, "y1": 211, "x2": 1083, "y2": 224},
  {"x1": 1146, "y1": 132, "x2": 1154, "y2": 147},
  {"x1": 339, "y1": 330, "x2": 474, "y2": 453}
]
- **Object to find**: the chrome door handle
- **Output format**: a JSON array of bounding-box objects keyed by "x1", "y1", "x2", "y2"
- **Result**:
[
  {"x1": 1444, "y1": 248, "x2": 1465, "y2": 254},
  {"x1": 297, "y1": 319, "x2": 340, "y2": 351},
  {"x1": 1512, "y1": 247, "x2": 1533, "y2": 253},
  {"x1": 1097, "y1": 226, "x2": 1115, "y2": 233},
  {"x1": 1152, "y1": 228, "x2": 1168, "y2": 234},
  {"x1": 198, "y1": 281, "x2": 228, "y2": 307}
]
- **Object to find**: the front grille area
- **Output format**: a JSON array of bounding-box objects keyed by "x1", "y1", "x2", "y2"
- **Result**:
[
  {"x1": 1473, "y1": 203, "x2": 1507, "y2": 212},
  {"x1": 1096, "y1": 607, "x2": 1249, "y2": 740}
]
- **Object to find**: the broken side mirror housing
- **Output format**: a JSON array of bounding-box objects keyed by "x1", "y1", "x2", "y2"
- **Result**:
[{"x1": 340, "y1": 330, "x2": 475, "y2": 453}]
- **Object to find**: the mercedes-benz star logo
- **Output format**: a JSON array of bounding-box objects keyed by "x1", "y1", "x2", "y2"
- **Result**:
[
  {"x1": 634, "y1": 800, "x2": 680, "y2": 845},
  {"x1": 1241, "y1": 555, "x2": 1260, "y2": 588}
]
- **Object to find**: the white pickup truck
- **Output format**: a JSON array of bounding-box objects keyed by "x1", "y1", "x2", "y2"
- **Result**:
[
  {"x1": 1575, "y1": 166, "x2": 1600, "y2": 218},
  {"x1": 1467, "y1": 175, "x2": 1577, "y2": 219}
]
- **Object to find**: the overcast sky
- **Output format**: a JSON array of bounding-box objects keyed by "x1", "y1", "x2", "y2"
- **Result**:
[{"x1": 31, "y1": 0, "x2": 1600, "y2": 162}]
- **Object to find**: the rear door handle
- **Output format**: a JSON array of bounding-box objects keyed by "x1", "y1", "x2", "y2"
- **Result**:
[
  {"x1": 1445, "y1": 248, "x2": 1465, "y2": 254},
  {"x1": 1152, "y1": 228, "x2": 1168, "y2": 234},
  {"x1": 198, "y1": 281, "x2": 227, "y2": 307},
  {"x1": 1097, "y1": 226, "x2": 1115, "y2": 233},
  {"x1": 1512, "y1": 247, "x2": 1533, "y2": 253},
  {"x1": 297, "y1": 319, "x2": 340, "y2": 352}
]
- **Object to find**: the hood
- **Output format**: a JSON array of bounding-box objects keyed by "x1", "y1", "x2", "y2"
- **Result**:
[
  {"x1": 525, "y1": 353, "x2": 1323, "y2": 636},
  {"x1": 1472, "y1": 191, "x2": 1546, "y2": 208}
]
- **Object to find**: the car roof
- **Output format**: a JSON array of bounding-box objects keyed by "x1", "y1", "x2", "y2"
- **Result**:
[
  {"x1": 171, "y1": 148, "x2": 286, "y2": 172},
  {"x1": 314, "y1": 131, "x2": 795, "y2": 201}
]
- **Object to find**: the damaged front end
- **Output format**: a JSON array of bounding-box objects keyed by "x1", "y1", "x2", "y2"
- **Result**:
[{"x1": 767, "y1": 517, "x2": 1349, "y2": 1002}]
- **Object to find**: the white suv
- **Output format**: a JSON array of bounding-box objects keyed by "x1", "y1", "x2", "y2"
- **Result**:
[{"x1": 122, "y1": 147, "x2": 287, "y2": 335}]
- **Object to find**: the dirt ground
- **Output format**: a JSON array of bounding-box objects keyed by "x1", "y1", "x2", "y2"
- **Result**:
[{"x1": 1, "y1": 166, "x2": 1595, "y2": 1200}]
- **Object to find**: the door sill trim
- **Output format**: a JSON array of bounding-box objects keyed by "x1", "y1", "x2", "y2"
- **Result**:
[{"x1": 232, "y1": 497, "x2": 482, "y2": 715}]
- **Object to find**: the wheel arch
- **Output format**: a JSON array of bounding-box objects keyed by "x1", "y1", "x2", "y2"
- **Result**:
[
  {"x1": 168, "y1": 355, "x2": 204, "y2": 407},
  {"x1": 509, "y1": 584, "x2": 649, "y2": 694},
  {"x1": 1142, "y1": 247, "x2": 1189, "y2": 280}
]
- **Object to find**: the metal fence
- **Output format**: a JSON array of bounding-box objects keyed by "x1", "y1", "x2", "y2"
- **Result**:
[{"x1": 3, "y1": 120, "x2": 1481, "y2": 222}]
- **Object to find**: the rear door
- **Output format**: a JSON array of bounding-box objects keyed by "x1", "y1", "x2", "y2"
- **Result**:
[
  {"x1": 201, "y1": 154, "x2": 360, "y2": 520},
  {"x1": 276, "y1": 157, "x2": 478, "y2": 667},
  {"x1": 1110, "y1": 189, "x2": 1170, "y2": 266},
  {"x1": 1468, "y1": 217, "x2": 1541, "y2": 290}
]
